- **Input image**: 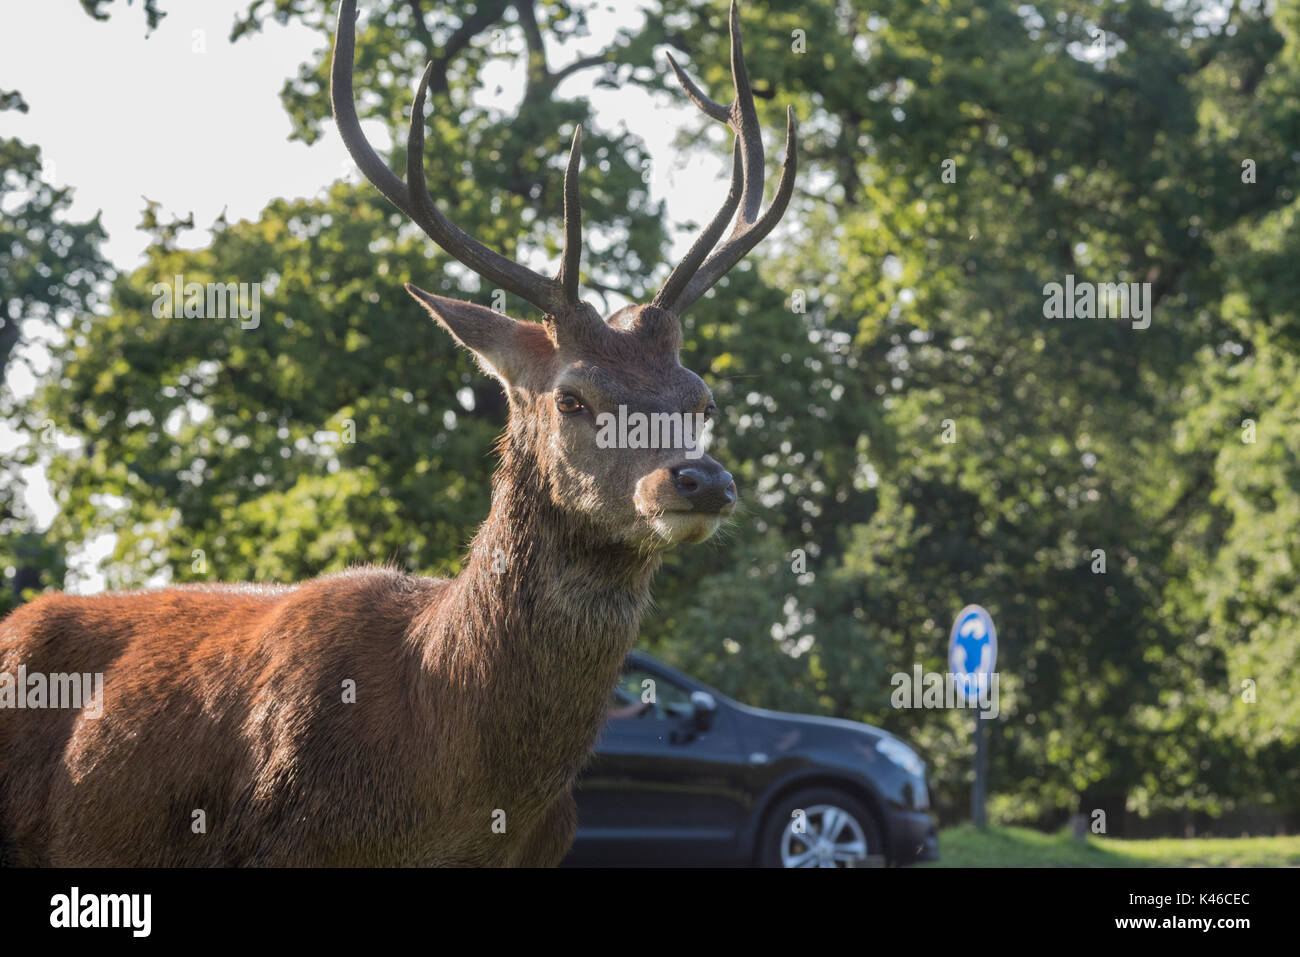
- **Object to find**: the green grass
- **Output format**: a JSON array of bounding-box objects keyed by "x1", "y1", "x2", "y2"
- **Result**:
[{"x1": 922, "y1": 824, "x2": 1300, "y2": 867}]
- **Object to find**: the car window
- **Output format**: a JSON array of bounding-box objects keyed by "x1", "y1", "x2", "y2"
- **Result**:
[
  {"x1": 611, "y1": 665, "x2": 696, "y2": 717},
  {"x1": 613, "y1": 665, "x2": 694, "y2": 719}
]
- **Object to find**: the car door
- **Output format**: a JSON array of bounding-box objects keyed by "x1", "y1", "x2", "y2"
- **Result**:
[{"x1": 569, "y1": 661, "x2": 752, "y2": 866}]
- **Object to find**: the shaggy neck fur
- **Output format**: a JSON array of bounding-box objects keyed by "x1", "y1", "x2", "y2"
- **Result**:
[{"x1": 410, "y1": 412, "x2": 660, "y2": 806}]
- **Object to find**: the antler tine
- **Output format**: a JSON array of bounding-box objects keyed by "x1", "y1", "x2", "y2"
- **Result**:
[
  {"x1": 330, "y1": 0, "x2": 409, "y2": 214},
  {"x1": 655, "y1": 0, "x2": 798, "y2": 315},
  {"x1": 664, "y1": 53, "x2": 731, "y2": 124},
  {"x1": 675, "y1": 107, "x2": 796, "y2": 313},
  {"x1": 557, "y1": 125, "x2": 583, "y2": 306},
  {"x1": 667, "y1": 0, "x2": 765, "y2": 227},
  {"x1": 406, "y1": 60, "x2": 579, "y2": 311},
  {"x1": 651, "y1": 139, "x2": 742, "y2": 311},
  {"x1": 724, "y1": 0, "x2": 765, "y2": 227},
  {"x1": 334, "y1": 0, "x2": 582, "y2": 315}
]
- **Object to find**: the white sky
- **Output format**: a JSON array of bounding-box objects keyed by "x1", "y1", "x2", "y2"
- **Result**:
[
  {"x1": 1, "y1": 0, "x2": 726, "y2": 271},
  {"x1": 1, "y1": 0, "x2": 732, "y2": 589}
]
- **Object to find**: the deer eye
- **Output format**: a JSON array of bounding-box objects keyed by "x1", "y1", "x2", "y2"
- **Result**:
[{"x1": 555, "y1": 393, "x2": 585, "y2": 415}]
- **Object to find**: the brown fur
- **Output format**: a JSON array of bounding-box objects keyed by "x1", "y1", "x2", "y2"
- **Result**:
[
  {"x1": 0, "y1": 302, "x2": 729, "y2": 867},
  {"x1": 0, "y1": 0, "x2": 792, "y2": 867}
]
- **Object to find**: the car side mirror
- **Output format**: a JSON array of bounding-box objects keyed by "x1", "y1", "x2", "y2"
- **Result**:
[{"x1": 690, "y1": 691, "x2": 717, "y2": 733}]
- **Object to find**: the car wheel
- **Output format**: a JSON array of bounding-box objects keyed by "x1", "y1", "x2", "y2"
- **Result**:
[{"x1": 758, "y1": 787, "x2": 884, "y2": 868}]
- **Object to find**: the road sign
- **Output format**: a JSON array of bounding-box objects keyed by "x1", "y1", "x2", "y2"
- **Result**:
[
  {"x1": 949, "y1": 604, "x2": 997, "y2": 830},
  {"x1": 948, "y1": 603, "x2": 997, "y2": 698}
]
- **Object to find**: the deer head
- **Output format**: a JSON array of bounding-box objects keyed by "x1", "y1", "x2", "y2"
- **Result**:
[{"x1": 332, "y1": 0, "x2": 796, "y2": 551}]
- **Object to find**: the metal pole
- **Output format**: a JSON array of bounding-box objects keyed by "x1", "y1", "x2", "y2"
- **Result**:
[{"x1": 972, "y1": 710, "x2": 987, "y2": 829}]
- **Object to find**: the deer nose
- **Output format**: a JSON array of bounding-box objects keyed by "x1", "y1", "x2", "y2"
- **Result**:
[{"x1": 670, "y1": 462, "x2": 737, "y2": 513}]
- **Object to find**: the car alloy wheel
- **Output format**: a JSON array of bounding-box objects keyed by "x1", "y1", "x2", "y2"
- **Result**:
[{"x1": 779, "y1": 803, "x2": 871, "y2": 867}]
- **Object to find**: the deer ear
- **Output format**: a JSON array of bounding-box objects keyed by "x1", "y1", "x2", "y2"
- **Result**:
[{"x1": 405, "y1": 283, "x2": 553, "y2": 383}]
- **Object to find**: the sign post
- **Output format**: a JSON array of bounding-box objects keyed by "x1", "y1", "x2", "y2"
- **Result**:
[
  {"x1": 972, "y1": 707, "x2": 987, "y2": 829},
  {"x1": 948, "y1": 604, "x2": 997, "y2": 830}
]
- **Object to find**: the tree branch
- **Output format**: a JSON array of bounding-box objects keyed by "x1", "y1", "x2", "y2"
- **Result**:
[
  {"x1": 514, "y1": 0, "x2": 552, "y2": 103},
  {"x1": 553, "y1": 53, "x2": 611, "y2": 85},
  {"x1": 406, "y1": 0, "x2": 437, "y2": 63},
  {"x1": 424, "y1": 0, "x2": 512, "y2": 97}
]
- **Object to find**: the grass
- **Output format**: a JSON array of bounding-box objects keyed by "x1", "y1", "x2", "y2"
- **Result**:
[{"x1": 921, "y1": 824, "x2": 1300, "y2": 867}]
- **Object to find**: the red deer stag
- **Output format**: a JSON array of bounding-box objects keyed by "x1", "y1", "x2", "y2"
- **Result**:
[{"x1": 0, "y1": 0, "x2": 795, "y2": 866}]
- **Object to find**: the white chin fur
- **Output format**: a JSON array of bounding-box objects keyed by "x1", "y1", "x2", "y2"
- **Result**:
[{"x1": 648, "y1": 512, "x2": 723, "y2": 546}]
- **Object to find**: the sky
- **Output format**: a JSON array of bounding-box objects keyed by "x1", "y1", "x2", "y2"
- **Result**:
[
  {"x1": 2, "y1": 0, "x2": 726, "y2": 270},
  {"x1": 2, "y1": 0, "x2": 734, "y2": 589}
]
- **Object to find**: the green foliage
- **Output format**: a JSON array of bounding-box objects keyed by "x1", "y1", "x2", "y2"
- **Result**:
[
  {"x1": 79, "y1": 0, "x2": 167, "y2": 31},
  {"x1": 42, "y1": 185, "x2": 510, "y2": 585},
  {"x1": 1, "y1": 92, "x2": 110, "y2": 616},
  {"x1": 641, "y1": 0, "x2": 1300, "y2": 824},
  {"x1": 13, "y1": 0, "x2": 1300, "y2": 829}
]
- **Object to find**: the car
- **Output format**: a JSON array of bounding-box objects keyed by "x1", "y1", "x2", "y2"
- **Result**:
[{"x1": 562, "y1": 651, "x2": 939, "y2": 867}]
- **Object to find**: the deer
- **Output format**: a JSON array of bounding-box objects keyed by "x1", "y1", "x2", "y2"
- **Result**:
[{"x1": 0, "y1": 0, "x2": 795, "y2": 867}]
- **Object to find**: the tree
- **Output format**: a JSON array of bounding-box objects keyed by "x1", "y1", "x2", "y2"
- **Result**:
[
  {"x1": 1, "y1": 89, "x2": 110, "y2": 615},
  {"x1": 23, "y1": 0, "x2": 1300, "y2": 829},
  {"x1": 640, "y1": 0, "x2": 1300, "y2": 827},
  {"x1": 37, "y1": 1, "x2": 665, "y2": 589}
]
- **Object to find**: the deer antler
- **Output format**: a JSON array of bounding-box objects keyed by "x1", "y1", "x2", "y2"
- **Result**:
[
  {"x1": 652, "y1": 0, "x2": 798, "y2": 316},
  {"x1": 332, "y1": 0, "x2": 582, "y2": 315}
]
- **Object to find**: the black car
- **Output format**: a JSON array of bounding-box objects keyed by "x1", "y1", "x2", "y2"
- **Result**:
[{"x1": 563, "y1": 651, "x2": 939, "y2": 867}]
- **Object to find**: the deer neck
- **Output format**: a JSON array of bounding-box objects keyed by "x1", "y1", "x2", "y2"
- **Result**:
[
  {"x1": 458, "y1": 461, "x2": 660, "y2": 650},
  {"x1": 410, "y1": 434, "x2": 659, "y2": 778}
]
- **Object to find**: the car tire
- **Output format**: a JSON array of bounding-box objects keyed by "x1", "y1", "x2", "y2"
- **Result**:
[{"x1": 758, "y1": 787, "x2": 885, "y2": 868}]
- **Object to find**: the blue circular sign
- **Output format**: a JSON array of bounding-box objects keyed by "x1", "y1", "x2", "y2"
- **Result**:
[{"x1": 948, "y1": 605, "x2": 997, "y2": 697}]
